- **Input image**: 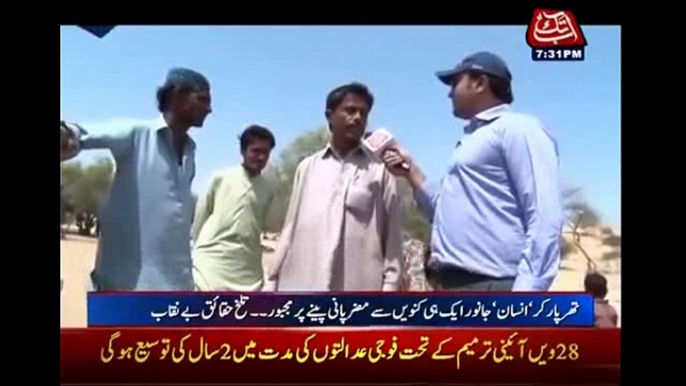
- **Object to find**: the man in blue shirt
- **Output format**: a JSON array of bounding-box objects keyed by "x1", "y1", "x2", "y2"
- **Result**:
[
  {"x1": 60, "y1": 68, "x2": 212, "y2": 291},
  {"x1": 383, "y1": 52, "x2": 564, "y2": 291}
]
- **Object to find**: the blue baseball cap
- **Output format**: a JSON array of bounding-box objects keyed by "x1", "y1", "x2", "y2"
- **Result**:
[{"x1": 436, "y1": 51, "x2": 512, "y2": 86}]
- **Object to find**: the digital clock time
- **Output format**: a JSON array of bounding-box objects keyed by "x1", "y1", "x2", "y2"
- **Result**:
[{"x1": 532, "y1": 48, "x2": 585, "y2": 61}]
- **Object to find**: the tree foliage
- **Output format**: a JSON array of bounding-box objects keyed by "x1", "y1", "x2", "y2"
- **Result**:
[
  {"x1": 559, "y1": 185, "x2": 611, "y2": 261},
  {"x1": 602, "y1": 234, "x2": 621, "y2": 248},
  {"x1": 561, "y1": 237, "x2": 576, "y2": 257},
  {"x1": 266, "y1": 127, "x2": 332, "y2": 232},
  {"x1": 562, "y1": 186, "x2": 601, "y2": 228},
  {"x1": 397, "y1": 178, "x2": 430, "y2": 241},
  {"x1": 277, "y1": 127, "x2": 332, "y2": 190},
  {"x1": 602, "y1": 251, "x2": 620, "y2": 260},
  {"x1": 61, "y1": 157, "x2": 114, "y2": 235}
]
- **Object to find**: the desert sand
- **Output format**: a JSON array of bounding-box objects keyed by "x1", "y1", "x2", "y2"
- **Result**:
[
  {"x1": 61, "y1": 228, "x2": 620, "y2": 328},
  {"x1": 60, "y1": 232, "x2": 280, "y2": 327}
]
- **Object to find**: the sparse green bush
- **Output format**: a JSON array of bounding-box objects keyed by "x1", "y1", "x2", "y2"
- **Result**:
[
  {"x1": 561, "y1": 237, "x2": 576, "y2": 258},
  {"x1": 603, "y1": 251, "x2": 620, "y2": 260},
  {"x1": 602, "y1": 234, "x2": 621, "y2": 247}
]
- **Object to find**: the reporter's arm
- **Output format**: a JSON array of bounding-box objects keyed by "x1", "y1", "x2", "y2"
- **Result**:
[{"x1": 383, "y1": 149, "x2": 438, "y2": 221}]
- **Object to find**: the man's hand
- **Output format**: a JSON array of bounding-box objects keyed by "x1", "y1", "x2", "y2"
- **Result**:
[
  {"x1": 262, "y1": 277, "x2": 277, "y2": 292},
  {"x1": 60, "y1": 121, "x2": 80, "y2": 161},
  {"x1": 381, "y1": 146, "x2": 426, "y2": 189},
  {"x1": 382, "y1": 147, "x2": 411, "y2": 177}
]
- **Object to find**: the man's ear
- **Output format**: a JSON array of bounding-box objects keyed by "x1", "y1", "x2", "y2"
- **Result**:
[
  {"x1": 170, "y1": 87, "x2": 193, "y2": 107},
  {"x1": 325, "y1": 109, "x2": 335, "y2": 132},
  {"x1": 167, "y1": 87, "x2": 182, "y2": 110},
  {"x1": 475, "y1": 74, "x2": 490, "y2": 94}
]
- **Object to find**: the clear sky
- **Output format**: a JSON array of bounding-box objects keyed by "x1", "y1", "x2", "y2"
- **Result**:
[{"x1": 60, "y1": 25, "x2": 621, "y2": 226}]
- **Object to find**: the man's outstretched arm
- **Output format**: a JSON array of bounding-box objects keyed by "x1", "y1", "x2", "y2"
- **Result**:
[{"x1": 61, "y1": 121, "x2": 136, "y2": 161}]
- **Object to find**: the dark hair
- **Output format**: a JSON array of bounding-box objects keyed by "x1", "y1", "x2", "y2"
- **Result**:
[
  {"x1": 240, "y1": 125, "x2": 276, "y2": 151},
  {"x1": 464, "y1": 70, "x2": 514, "y2": 104},
  {"x1": 156, "y1": 84, "x2": 195, "y2": 113},
  {"x1": 584, "y1": 272, "x2": 608, "y2": 299},
  {"x1": 326, "y1": 82, "x2": 374, "y2": 112}
]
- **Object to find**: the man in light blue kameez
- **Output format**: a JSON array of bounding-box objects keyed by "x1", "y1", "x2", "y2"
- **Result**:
[{"x1": 60, "y1": 68, "x2": 213, "y2": 291}]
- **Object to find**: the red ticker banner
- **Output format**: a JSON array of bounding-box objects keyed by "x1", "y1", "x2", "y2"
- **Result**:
[{"x1": 61, "y1": 327, "x2": 619, "y2": 384}]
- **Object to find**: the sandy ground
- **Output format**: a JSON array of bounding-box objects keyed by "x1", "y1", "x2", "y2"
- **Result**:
[
  {"x1": 61, "y1": 234, "x2": 97, "y2": 327},
  {"x1": 61, "y1": 233, "x2": 620, "y2": 328},
  {"x1": 60, "y1": 233, "x2": 278, "y2": 327}
]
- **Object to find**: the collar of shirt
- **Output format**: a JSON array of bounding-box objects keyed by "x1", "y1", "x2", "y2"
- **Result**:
[
  {"x1": 464, "y1": 103, "x2": 511, "y2": 133},
  {"x1": 474, "y1": 103, "x2": 511, "y2": 121},
  {"x1": 239, "y1": 163, "x2": 265, "y2": 181},
  {"x1": 157, "y1": 126, "x2": 196, "y2": 153},
  {"x1": 322, "y1": 142, "x2": 367, "y2": 161}
]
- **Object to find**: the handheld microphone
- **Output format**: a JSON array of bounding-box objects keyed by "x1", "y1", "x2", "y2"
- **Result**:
[{"x1": 361, "y1": 128, "x2": 409, "y2": 170}]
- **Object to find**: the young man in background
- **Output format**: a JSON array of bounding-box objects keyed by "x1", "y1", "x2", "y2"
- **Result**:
[{"x1": 192, "y1": 125, "x2": 276, "y2": 291}]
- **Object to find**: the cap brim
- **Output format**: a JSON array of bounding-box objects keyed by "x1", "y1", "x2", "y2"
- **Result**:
[{"x1": 436, "y1": 68, "x2": 461, "y2": 86}]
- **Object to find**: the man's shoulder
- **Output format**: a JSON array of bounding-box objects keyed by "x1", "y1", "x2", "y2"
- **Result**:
[
  {"x1": 216, "y1": 165, "x2": 245, "y2": 180},
  {"x1": 309, "y1": 148, "x2": 329, "y2": 159},
  {"x1": 595, "y1": 299, "x2": 618, "y2": 311},
  {"x1": 208, "y1": 168, "x2": 233, "y2": 187},
  {"x1": 123, "y1": 125, "x2": 162, "y2": 144},
  {"x1": 297, "y1": 149, "x2": 327, "y2": 168},
  {"x1": 500, "y1": 110, "x2": 546, "y2": 131},
  {"x1": 594, "y1": 300, "x2": 619, "y2": 325},
  {"x1": 129, "y1": 124, "x2": 158, "y2": 135},
  {"x1": 498, "y1": 110, "x2": 557, "y2": 144},
  {"x1": 224, "y1": 164, "x2": 244, "y2": 174}
]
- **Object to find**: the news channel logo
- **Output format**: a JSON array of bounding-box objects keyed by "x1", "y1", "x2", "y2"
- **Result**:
[{"x1": 526, "y1": 9, "x2": 587, "y2": 61}]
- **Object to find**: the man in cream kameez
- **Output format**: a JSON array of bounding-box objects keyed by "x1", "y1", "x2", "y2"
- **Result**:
[
  {"x1": 266, "y1": 83, "x2": 404, "y2": 292},
  {"x1": 192, "y1": 125, "x2": 276, "y2": 291}
]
